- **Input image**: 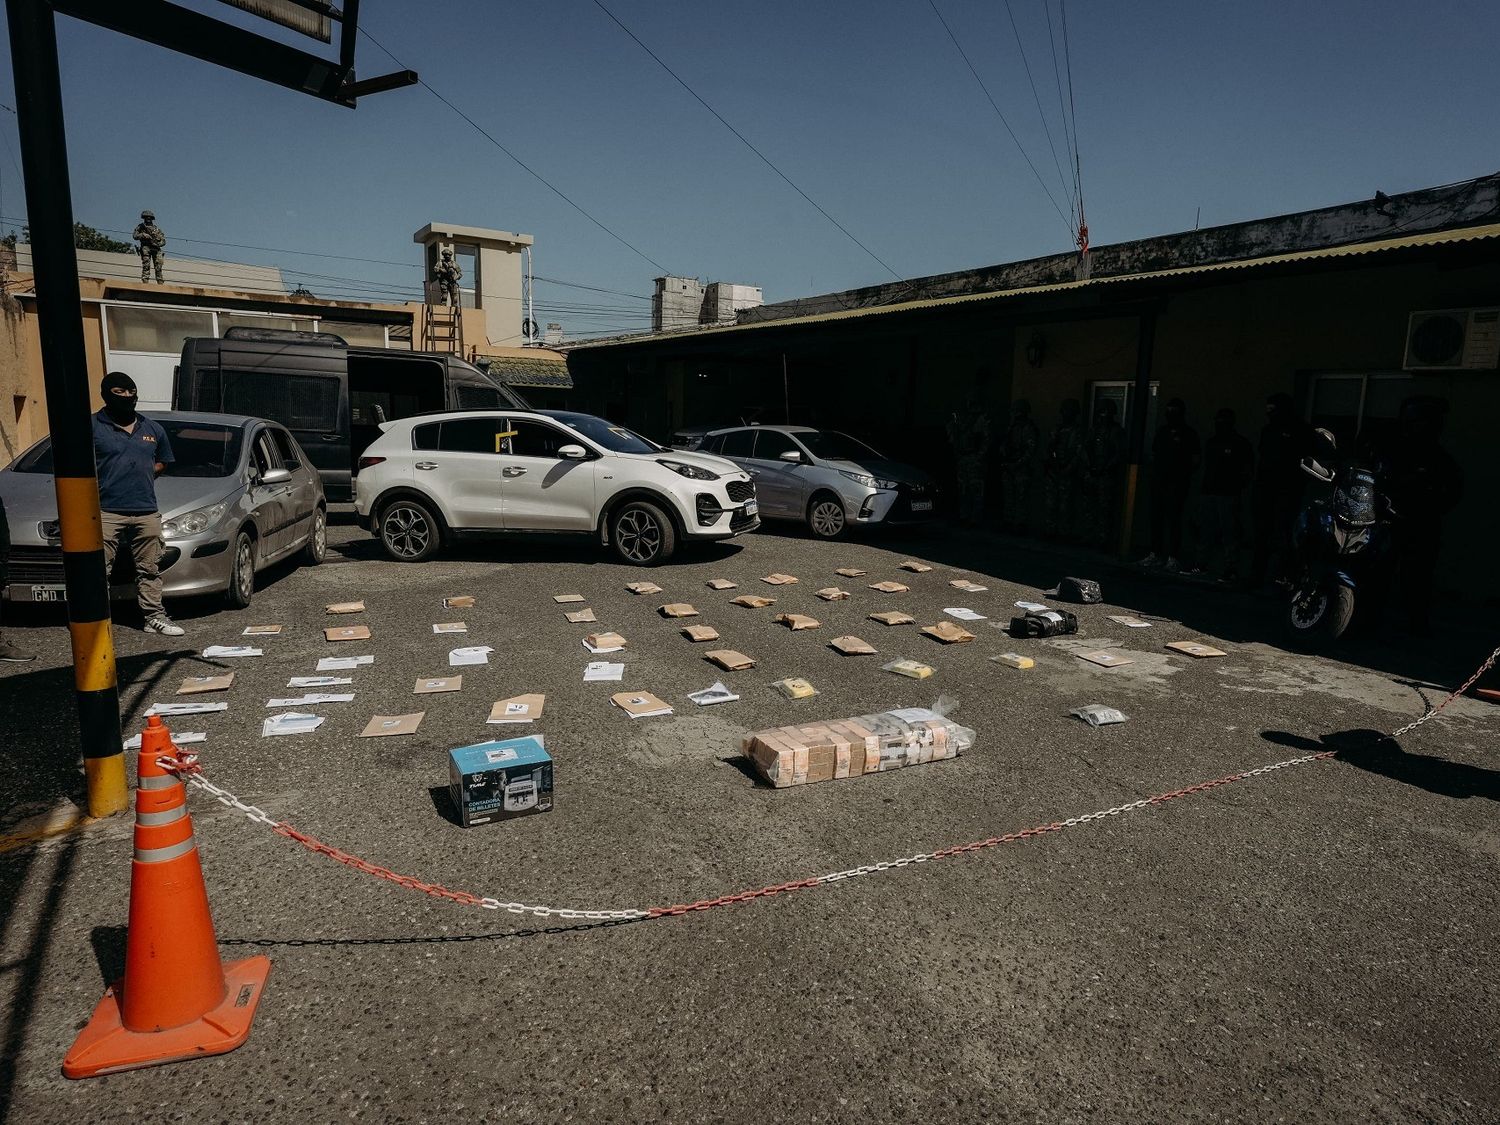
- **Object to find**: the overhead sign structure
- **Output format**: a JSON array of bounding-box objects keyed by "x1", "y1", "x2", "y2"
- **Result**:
[{"x1": 217, "y1": 0, "x2": 334, "y2": 43}]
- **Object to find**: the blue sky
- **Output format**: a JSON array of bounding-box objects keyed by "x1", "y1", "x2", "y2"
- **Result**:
[{"x1": 2, "y1": 1, "x2": 1496, "y2": 336}]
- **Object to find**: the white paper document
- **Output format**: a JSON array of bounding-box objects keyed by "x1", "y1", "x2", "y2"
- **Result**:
[
  {"x1": 262, "y1": 711, "x2": 325, "y2": 737},
  {"x1": 582, "y1": 638, "x2": 625, "y2": 654},
  {"x1": 1015, "y1": 601, "x2": 1049, "y2": 613},
  {"x1": 448, "y1": 646, "x2": 494, "y2": 667},
  {"x1": 583, "y1": 661, "x2": 625, "y2": 682},
  {"x1": 264, "y1": 693, "x2": 355, "y2": 708},
  {"x1": 145, "y1": 701, "x2": 229, "y2": 717},
  {"x1": 943, "y1": 607, "x2": 987, "y2": 621},
  {"x1": 202, "y1": 645, "x2": 262, "y2": 658},
  {"x1": 317, "y1": 655, "x2": 374, "y2": 672},
  {"x1": 288, "y1": 676, "x2": 354, "y2": 687},
  {"x1": 125, "y1": 730, "x2": 206, "y2": 750},
  {"x1": 688, "y1": 681, "x2": 739, "y2": 707}
]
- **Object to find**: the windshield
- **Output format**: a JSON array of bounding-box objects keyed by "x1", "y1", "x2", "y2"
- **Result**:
[
  {"x1": 12, "y1": 419, "x2": 245, "y2": 479},
  {"x1": 795, "y1": 430, "x2": 882, "y2": 462},
  {"x1": 542, "y1": 410, "x2": 661, "y2": 454}
]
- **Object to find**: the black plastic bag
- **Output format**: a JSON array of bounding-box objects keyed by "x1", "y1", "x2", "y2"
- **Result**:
[
  {"x1": 1053, "y1": 577, "x2": 1101, "y2": 604},
  {"x1": 1008, "y1": 609, "x2": 1079, "y2": 638}
]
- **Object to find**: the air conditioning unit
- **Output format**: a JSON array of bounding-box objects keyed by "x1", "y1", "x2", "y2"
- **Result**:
[{"x1": 1403, "y1": 307, "x2": 1500, "y2": 371}]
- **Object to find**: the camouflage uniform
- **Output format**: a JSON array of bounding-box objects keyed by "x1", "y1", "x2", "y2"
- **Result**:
[
  {"x1": 133, "y1": 211, "x2": 165, "y2": 283},
  {"x1": 1080, "y1": 402, "x2": 1128, "y2": 547},
  {"x1": 434, "y1": 248, "x2": 463, "y2": 307},
  {"x1": 999, "y1": 400, "x2": 1040, "y2": 531},
  {"x1": 1042, "y1": 399, "x2": 1085, "y2": 539},
  {"x1": 946, "y1": 404, "x2": 991, "y2": 524}
]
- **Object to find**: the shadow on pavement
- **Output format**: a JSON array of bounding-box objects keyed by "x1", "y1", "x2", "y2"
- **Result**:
[
  {"x1": 331, "y1": 533, "x2": 746, "y2": 568},
  {"x1": 89, "y1": 924, "x2": 127, "y2": 987},
  {"x1": 219, "y1": 914, "x2": 646, "y2": 949},
  {"x1": 1261, "y1": 727, "x2": 1500, "y2": 802}
]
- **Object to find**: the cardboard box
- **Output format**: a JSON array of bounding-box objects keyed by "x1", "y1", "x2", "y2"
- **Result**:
[
  {"x1": 325, "y1": 625, "x2": 371, "y2": 642},
  {"x1": 743, "y1": 710, "x2": 970, "y2": 789},
  {"x1": 448, "y1": 735, "x2": 553, "y2": 828}
]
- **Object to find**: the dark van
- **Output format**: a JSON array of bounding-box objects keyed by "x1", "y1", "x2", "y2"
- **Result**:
[{"x1": 175, "y1": 327, "x2": 528, "y2": 499}]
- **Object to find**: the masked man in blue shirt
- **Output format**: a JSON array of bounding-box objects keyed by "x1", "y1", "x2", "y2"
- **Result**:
[{"x1": 93, "y1": 371, "x2": 184, "y2": 636}]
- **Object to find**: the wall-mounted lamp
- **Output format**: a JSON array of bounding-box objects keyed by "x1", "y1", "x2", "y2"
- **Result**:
[{"x1": 1025, "y1": 332, "x2": 1046, "y2": 368}]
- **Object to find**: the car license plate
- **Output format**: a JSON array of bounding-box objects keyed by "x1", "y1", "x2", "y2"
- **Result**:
[
  {"x1": 743, "y1": 501, "x2": 758, "y2": 517},
  {"x1": 28, "y1": 584, "x2": 65, "y2": 602},
  {"x1": 910, "y1": 500, "x2": 933, "y2": 512}
]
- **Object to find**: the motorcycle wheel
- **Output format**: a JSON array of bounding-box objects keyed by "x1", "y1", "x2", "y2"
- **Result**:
[{"x1": 1286, "y1": 583, "x2": 1356, "y2": 645}]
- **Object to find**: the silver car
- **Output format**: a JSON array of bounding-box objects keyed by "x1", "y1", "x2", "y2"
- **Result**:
[
  {"x1": 0, "y1": 411, "x2": 326, "y2": 609},
  {"x1": 698, "y1": 425, "x2": 937, "y2": 539}
]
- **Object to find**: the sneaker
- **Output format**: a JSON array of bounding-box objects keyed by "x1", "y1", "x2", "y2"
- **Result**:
[
  {"x1": 1139, "y1": 553, "x2": 1162, "y2": 567},
  {"x1": 0, "y1": 638, "x2": 37, "y2": 662},
  {"x1": 143, "y1": 616, "x2": 186, "y2": 637}
]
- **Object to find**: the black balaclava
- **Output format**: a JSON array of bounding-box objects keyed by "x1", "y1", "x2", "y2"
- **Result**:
[
  {"x1": 1164, "y1": 398, "x2": 1186, "y2": 427},
  {"x1": 100, "y1": 371, "x2": 138, "y2": 425}
]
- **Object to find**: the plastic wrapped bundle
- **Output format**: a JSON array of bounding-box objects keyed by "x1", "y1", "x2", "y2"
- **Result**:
[{"x1": 742, "y1": 706, "x2": 974, "y2": 788}]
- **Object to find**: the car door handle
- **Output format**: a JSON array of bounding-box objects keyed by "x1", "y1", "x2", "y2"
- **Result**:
[
  {"x1": 747, "y1": 469, "x2": 760, "y2": 477},
  {"x1": 318, "y1": 434, "x2": 339, "y2": 442},
  {"x1": 503, "y1": 466, "x2": 528, "y2": 477},
  {"x1": 416, "y1": 461, "x2": 438, "y2": 470}
]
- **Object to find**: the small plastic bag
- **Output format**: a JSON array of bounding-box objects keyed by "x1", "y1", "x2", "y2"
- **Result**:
[
  {"x1": 772, "y1": 677, "x2": 818, "y2": 699},
  {"x1": 1071, "y1": 704, "x2": 1127, "y2": 727},
  {"x1": 882, "y1": 658, "x2": 933, "y2": 679}
]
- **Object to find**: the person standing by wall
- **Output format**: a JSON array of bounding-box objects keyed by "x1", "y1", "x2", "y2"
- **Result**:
[
  {"x1": 93, "y1": 371, "x2": 184, "y2": 637},
  {"x1": 1141, "y1": 398, "x2": 1199, "y2": 571},
  {"x1": 132, "y1": 209, "x2": 165, "y2": 284},
  {"x1": 1080, "y1": 398, "x2": 1128, "y2": 549},
  {"x1": 1249, "y1": 392, "x2": 1309, "y2": 588},
  {"x1": 0, "y1": 496, "x2": 38, "y2": 661},
  {"x1": 434, "y1": 246, "x2": 463, "y2": 308},
  {"x1": 1197, "y1": 407, "x2": 1255, "y2": 579},
  {"x1": 1042, "y1": 398, "x2": 1085, "y2": 540},
  {"x1": 1385, "y1": 396, "x2": 1463, "y2": 635},
  {"x1": 946, "y1": 390, "x2": 992, "y2": 527},
  {"x1": 999, "y1": 399, "x2": 1040, "y2": 532}
]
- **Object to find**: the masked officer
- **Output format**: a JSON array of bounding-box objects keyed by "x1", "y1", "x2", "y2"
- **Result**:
[
  {"x1": 1080, "y1": 398, "x2": 1127, "y2": 548},
  {"x1": 1000, "y1": 399, "x2": 1040, "y2": 531},
  {"x1": 1141, "y1": 398, "x2": 1200, "y2": 570},
  {"x1": 1197, "y1": 407, "x2": 1255, "y2": 578},
  {"x1": 1385, "y1": 396, "x2": 1463, "y2": 634},
  {"x1": 93, "y1": 371, "x2": 183, "y2": 636},
  {"x1": 132, "y1": 209, "x2": 165, "y2": 284},
  {"x1": 1249, "y1": 392, "x2": 1309, "y2": 587},
  {"x1": 434, "y1": 246, "x2": 463, "y2": 307},
  {"x1": 946, "y1": 391, "x2": 992, "y2": 526},
  {"x1": 1042, "y1": 398, "x2": 1085, "y2": 540}
]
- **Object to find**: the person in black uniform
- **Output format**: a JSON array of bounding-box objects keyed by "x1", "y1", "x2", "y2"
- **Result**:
[
  {"x1": 1197, "y1": 408, "x2": 1255, "y2": 579},
  {"x1": 1249, "y1": 393, "x2": 1309, "y2": 587},
  {"x1": 1141, "y1": 398, "x2": 1199, "y2": 571},
  {"x1": 1384, "y1": 396, "x2": 1463, "y2": 634}
]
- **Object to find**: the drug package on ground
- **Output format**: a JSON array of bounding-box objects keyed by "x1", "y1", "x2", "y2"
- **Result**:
[
  {"x1": 448, "y1": 735, "x2": 553, "y2": 827},
  {"x1": 743, "y1": 707, "x2": 975, "y2": 789}
]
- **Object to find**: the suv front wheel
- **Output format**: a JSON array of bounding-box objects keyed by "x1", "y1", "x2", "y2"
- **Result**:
[{"x1": 610, "y1": 499, "x2": 676, "y2": 566}]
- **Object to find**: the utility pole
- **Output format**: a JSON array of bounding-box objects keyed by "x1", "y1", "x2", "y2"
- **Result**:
[
  {"x1": 8, "y1": 0, "x2": 124, "y2": 815},
  {"x1": 7, "y1": 0, "x2": 416, "y2": 817}
]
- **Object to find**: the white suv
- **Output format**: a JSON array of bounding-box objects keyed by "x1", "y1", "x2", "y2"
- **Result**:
[{"x1": 354, "y1": 409, "x2": 758, "y2": 566}]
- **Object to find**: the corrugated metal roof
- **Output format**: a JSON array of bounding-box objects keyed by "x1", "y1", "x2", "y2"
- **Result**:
[
  {"x1": 480, "y1": 353, "x2": 574, "y2": 389},
  {"x1": 573, "y1": 222, "x2": 1500, "y2": 348}
]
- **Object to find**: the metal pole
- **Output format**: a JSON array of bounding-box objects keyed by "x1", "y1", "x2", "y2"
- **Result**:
[
  {"x1": 781, "y1": 353, "x2": 789, "y2": 423},
  {"x1": 7, "y1": 0, "x2": 126, "y2": 816},
  {"x1": 1118, "y1": 309, "x2": 1156, "y2": 559}
]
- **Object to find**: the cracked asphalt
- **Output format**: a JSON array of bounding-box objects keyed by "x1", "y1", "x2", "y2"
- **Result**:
[{"x1": 2, "y1": 513, "x2": 1498, "y2": 1123}]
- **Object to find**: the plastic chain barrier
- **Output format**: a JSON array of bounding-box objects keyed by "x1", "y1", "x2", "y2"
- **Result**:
[{"x1": 163, "y1": 644, "x2": 1498, "y2": 923}]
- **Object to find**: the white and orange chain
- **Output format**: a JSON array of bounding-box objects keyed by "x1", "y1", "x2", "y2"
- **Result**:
[{"x1": 167, "y1": 643, "x2": 1499, "y2": 922}]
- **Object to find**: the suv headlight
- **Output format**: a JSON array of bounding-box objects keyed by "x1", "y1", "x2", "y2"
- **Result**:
[
  {"x1": 656, "y1": 458, "x2": 720, "y2": 481},
  {"x1": 162, "y1": 501, "x2": 227, "y2": 539},
  {"x1": 839, "y1": 470, "x2": 899, "y2": 490}
]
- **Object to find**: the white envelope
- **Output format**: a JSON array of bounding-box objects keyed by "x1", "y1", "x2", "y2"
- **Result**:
[
  {"x1": 687, "y1": 681, "x2": 739, "y2": 707},
  {"x1": 288, "y1": 676, "x2": 354, "y2": 687},
  {"x1": 317, "y1": 655, "x2": 375, "y2": 671},
  {"x1": 202, "y1": 645, "x2": 262, "y2": 658},
  {"x1": 943, "y1": 607, "x2": 987, "y2": 621},
  {"x1": 261, "y1": 712, "x2": 325, "y2": 737},
  {"x1": 448, "y1": 646, "x2": 494, "y2": 667},
  {"x1": 264, "y1": 693, "x2": 355, "y2": 707},
  {"x1": 144, "y1": 701, "x2": 229, "y2": 717},
  {"x1": 583, "y1": 661, "x2": 625, "y2": 682}
]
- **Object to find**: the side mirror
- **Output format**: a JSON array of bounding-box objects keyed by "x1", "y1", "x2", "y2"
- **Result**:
[
  {"x1": 260, "y1": 466, "x2": 292, "y2": 485},
  {"x1": 778, "y1": 449, "x2": 803, "y2": 463},
  {"x1": 558, "y1": 444, "x2": 588, "y2": 461}
]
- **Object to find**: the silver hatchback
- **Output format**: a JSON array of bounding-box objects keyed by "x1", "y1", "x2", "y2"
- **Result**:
[
  {"x1": 698, "y1": 425, "x2": 937, "y2": 539},
  {"x1": 0, "y1": 411, "x2": 326, "y2": 609}
]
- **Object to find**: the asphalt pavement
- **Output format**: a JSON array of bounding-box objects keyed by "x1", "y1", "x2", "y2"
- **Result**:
[{"x1": 2, "y1": 514, "x2": 1498, "y2": 1123}]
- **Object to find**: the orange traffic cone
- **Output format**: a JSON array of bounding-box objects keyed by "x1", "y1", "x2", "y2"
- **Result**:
[{"x1": 63, "y1": 717, "x2": 271, "y2": 1078}]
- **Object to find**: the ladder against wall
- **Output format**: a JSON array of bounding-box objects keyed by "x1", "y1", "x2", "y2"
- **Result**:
[{"x1": 422, "y1": 280, "x2": 464, "y2": 355}]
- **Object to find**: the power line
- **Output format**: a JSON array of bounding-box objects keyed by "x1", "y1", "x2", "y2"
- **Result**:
[
  {"x1": 357, "y1": 27, "x2": 670, "y2": 276},
  {"x1": 589, "y1": 0, "x2": 904, "y2": 283},
  {"x1": 1060, "y1": 0, "x2": 1085, "y2": 245},
  {"x1": 925, "y1": 0, "x2": 1074, "y2": 237},
  {"x1": 1043, "y1": 0, "x2": 1078, "y2": 221},
  {"x1": 1002, "y1": 0, "x2": 1074, "y2": 226}
]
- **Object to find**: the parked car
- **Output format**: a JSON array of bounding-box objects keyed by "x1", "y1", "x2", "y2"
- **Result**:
[
  {"x1": 176, "y1": 327, "x2": 529, "y2": 501},
  {"x1": 354, "y1": 409, "x2": 758, "y2": 566},
  {"x1": 0, "y1": 411, "x2": 325, "y2": 609},
  {"x1": 697, "y1": 424, "x2": 936, "y2": 539}
]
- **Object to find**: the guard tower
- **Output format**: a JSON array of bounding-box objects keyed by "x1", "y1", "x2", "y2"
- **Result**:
[{"x1": 413, "y1": 222, "x2": 534, "y2": 354}]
